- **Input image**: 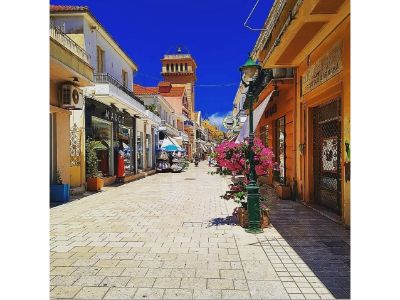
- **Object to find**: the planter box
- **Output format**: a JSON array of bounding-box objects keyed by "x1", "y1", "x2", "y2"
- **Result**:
[
  {"x1": 50, "y1": 184, "x2": 70, "y2": 202},
  {"x1": 261, "y1": 210, "x2": 270, "y2": 228},
  {"x1": 275, "y1": 184, "x2": 291, "y2": 199},
  {"x1": 237, "y1": 207, "x2": 248, "y2": 228},
  {"x1": 87, "y1": 177, "x2": 104, "y2": 192},
  {"x1": 257, "y1": 175, "x2": 269, "y2": 186}
]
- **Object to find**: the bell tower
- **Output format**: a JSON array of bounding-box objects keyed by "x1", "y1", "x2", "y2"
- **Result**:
[{"x1": 161, "y1": 46, "x2": 197, "y2": 120}]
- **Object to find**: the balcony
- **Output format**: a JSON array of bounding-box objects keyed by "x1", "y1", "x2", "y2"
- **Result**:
[
  {"x1": 145, "y1": 110, "x2": 161, "y2": 125},
  {"x1": 178, "y1": 131, "x2": 189, "y2": 142},
  {"x1": 94, "y1": 73, "x2": 144, "y2": 106},
  {"x1": 252, "y1": 0, "x2": 349, "y2": 67},
  {"x1": 159, "y1": 120, "x2": 179, "y2": 137},
  {"x1": 50, "y1": 23, "x2": 91, "y2": 64}
]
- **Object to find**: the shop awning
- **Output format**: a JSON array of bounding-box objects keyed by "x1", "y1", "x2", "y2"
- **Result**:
[
  {"x1": 236, "y1": 91, "x2": 273, "y2": 143},
  {"x1": 160, "y1": 135, "x2": 184, "y2": 151}
]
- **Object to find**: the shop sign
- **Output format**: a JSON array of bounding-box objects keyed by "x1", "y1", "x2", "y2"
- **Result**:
[
  {"x1": 104, "y1": 108, "x2": 125, "y2": 125},
  {"x1": 222, "y1": 116, "x2": 237, "y2": 130},
  {"x1": 302, "y1": 42, "x2": 343, "y2": 95}
]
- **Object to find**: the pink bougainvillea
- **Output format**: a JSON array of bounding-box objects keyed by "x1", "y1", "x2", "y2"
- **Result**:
[{"x1": 215, "y1": 138, "x2": 276, "y2": 177}]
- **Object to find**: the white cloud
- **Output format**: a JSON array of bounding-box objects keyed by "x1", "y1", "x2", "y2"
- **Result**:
[{"x1": 208, "y1": 111, "x2": 232, "y2": 132}]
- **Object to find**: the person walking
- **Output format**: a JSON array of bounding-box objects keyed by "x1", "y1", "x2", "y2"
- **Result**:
[{"x1": 208, "y1": 155, "x2": 212, "y2": 167}]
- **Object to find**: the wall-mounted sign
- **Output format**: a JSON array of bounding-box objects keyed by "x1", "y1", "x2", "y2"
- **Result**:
[
  {"x1": 301, "y1": 42, "x2": 343, "y2": 95},
  {"x1": 104, "y1": 108, "x2": 125, "y2": 125},
  {"x1": 222, "y1": 116, "x2": 237, "y2": 130}
]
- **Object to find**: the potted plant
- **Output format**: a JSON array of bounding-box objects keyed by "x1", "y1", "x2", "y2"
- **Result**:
[
  {"x1": 86, "y1": 138, "x2": 105, "y2": 192},
  {"x1": 50, "y1": 170, "x2": 70, "y2": 203}
]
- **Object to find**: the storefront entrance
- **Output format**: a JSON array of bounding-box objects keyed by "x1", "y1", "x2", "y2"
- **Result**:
[{"x1": 313, "y1": 98, "x2": 342, "y2": 214}]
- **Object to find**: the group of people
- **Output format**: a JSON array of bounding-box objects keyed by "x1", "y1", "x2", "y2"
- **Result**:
[{"x1": 193, "y1": 153, "x2": 215, "y2": 167}]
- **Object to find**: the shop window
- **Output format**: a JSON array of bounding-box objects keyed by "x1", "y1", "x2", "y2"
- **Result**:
[
  {"x1": 276, "y1": 117, "x2": 286, "y2": 184},
  {"x1": 117, "y1": 126, "x2": 134, "y2": 173},
  {"x1": 96, "y1": 46, "x2": 105, "y2": 73},
  {"x1": 137, "y1": 131, "x2": 143, "y2": 170},
  {"x1": 92, "y1": 116, "x2": 113, "y2": 176},
  {"x1": 146, "y1": 134, "x2": 151, "y2": 169}
]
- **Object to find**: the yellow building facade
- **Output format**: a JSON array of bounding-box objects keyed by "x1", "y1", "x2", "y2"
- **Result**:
[
  {"x1": 50, "y1": 23, "x2": 93, "y2": 188},
  {"x1": 252, "y1": 0, "x2": 350, "y2": 225}
]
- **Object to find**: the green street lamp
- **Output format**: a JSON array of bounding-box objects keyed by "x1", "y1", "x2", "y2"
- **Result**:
[{"x1": 240, "y1": 55, "x2": 263, "y2": 234}]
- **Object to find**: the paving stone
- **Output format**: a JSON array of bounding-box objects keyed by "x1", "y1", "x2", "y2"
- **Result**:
[
  {"x1": 51, "y1": 275, "x2": 80, "y2": 286},
  {"x1": 180, "y1": 278, "x2": 207, "y2": 289},
  {"x1": 170, "y1": 268, "x2": 196, "y2": 278},
  {"x1": 100, "y1": 276, "x2": 130, "y2": 288},
  {"x1": 207, "y1": 279, "x2": 234, "y2": 290},
  {"x1": 221, "y1": 290, "x2": 251, "y2": 299},
  {"x1": 95, "y1": 259, "x2": 120, "y2": 267},
  {"x1": 247, "y1": 280, "x2": 290, "y2": 299},
  {"x1": 50, "y1": 286, "x2": 82, "y2": 299},
  {"x1": 242, "y1": 260, "x2": 278, "y2": 280},
  {"x1": 289, "y1": 294, "x2": 306, "y2": 299},
  {"x1": 73, "y1": 275, "x2": 105, "y2": 286},
  {"x1": 126, "y1": 277, "x2": 155, "y2": 288},
  {"x1": 71, "y1": 267, "x2": 100, "y2": 276},
  {"x1": 52, "y1": 258, "x2": 78, "y2": 267},
  {"x1": 193, "y1": 289, "x2": 222, "y2": 299},
  {"x1": 133, "y1": 287, "x2": 164, "y2": 299},
  {"x1": 74, "y1": 286, "x2": 109, "y2": 299},
  {"x1": 233, "y1": 279, "x2": 248, "y2": 290},
  {"x1": 220, "y1": 269, "x2": 246, "y2": 280},
  {"x1": 146, "y1": 268, "x2": 172, "y2": 278},
  {"x1": 196, "y1": 268, "x2": 220, "y2": 279},
  {"x1": 103, "y1": 287, "x2": 137, "y2": 299},
  {"x1": 97, "y1": 267, "x2": 125, "y2": 276},
  {"x1": 163, "y1": 288, "x2": 193, "y2": 299},
  {"x1": 153, "y1": 277, "x2": 181, "y2": 288},
  {"x1": 51, "y1": 267, "x2": 77, "y2": 276}
]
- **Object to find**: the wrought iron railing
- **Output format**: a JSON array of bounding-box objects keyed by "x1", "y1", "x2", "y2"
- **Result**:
[
  {"x1": 252, "y1": 0, "x2": 304, "y2": 62},
  {"x1": 50, "y1": 23, "x2": 91, "y2": 64},
  {"x1": 93, "y1": 73, "x2": 144, "y2": 105}
]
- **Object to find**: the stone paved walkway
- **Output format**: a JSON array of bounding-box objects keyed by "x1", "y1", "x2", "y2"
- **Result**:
[{"x1": 50, "y1": 162, "x2": 341, "y2": 299}]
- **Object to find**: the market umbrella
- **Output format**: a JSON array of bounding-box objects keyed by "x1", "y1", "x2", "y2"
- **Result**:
[{"x1": 162, "y1": 144, "x2": 181, "y2": 152}]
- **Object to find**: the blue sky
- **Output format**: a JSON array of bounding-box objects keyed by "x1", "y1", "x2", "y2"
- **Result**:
[{"x1": 51, "y1": 0, "x2": 273, "y2": 127}]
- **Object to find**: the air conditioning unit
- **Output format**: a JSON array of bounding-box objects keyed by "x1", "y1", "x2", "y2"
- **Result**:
[{"x1": 60, "y1": 84, "x2": 83, "y2": 110}]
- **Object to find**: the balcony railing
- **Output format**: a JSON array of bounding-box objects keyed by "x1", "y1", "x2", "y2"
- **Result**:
[
  {"x1": 50, "y1": 23, "x2": 91, "y2": 64},
  {"x1": 94, "y1": 73, "x2": 144, "y2": 105},
  {"x1": 252, "y1": 0, "x2": 303, "y2": 62}
]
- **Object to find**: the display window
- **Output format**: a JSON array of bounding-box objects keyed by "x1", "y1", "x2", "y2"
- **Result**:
[
  {"x1": 276, "y1": 116, "x2": 286, "y2": 184},
  {"x1": 118, "y1": 126, "x2": 134, "y2": 173},
  {"x1": 146, "y1": 134, "x2": 151, "y2": 168},
  {"x1": 137, "y1": 131, "x2": 143, "y2": 170},
  {"x1": 92, "y1": 116, "x2": 113, "y2": 176}
]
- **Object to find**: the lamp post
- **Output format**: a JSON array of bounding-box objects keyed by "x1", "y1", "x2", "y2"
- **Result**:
[{"x1": 240, "y1": 55, "x2": 263, "y2": 234}]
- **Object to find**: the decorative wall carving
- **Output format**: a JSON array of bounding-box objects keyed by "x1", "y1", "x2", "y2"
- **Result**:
[{"x1": 301, "y1": 42, "x2": 343, "y2": 95}]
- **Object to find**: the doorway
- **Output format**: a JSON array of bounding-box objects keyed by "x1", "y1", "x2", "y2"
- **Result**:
[{"x1": 313, "y1": 98, "x2": 342, "y2": 214}]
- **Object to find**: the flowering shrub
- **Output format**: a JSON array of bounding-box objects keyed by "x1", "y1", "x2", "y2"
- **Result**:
[{"x1": 215, "y1": 138, "x2": 276, "y2": 177}]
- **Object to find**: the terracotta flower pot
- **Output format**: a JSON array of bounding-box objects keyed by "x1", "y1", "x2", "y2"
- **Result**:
[{"x1": 87, "y1": 177, "x2": 104, "y2": 192}]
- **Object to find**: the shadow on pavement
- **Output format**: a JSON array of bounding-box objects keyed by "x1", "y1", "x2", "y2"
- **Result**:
[
  {"x1": 206, "y1": 215, "x2": 238, "y2": 227},
  {"x1": 261, "y1": 185, "x2": 350, "y2": 299}
]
